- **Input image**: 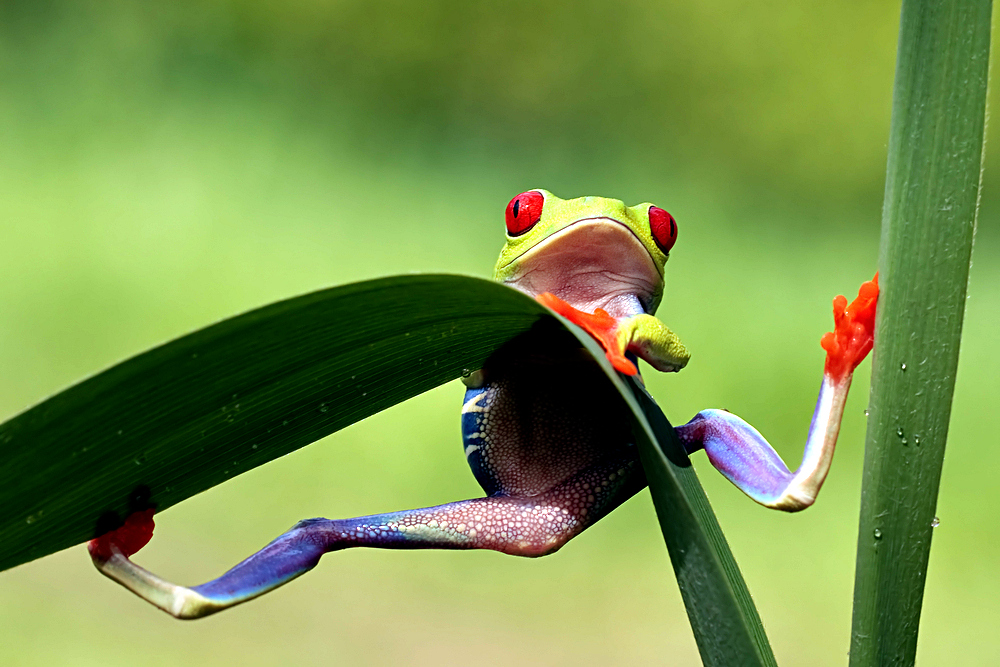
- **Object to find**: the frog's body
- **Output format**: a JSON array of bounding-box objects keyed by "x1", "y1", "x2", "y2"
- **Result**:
[
  {"x1": 457, "y1": 324, "x2": 645, "y2": 556},
  {"x1": 88, "y1": 190, "x2": 877, "y2": 619}
]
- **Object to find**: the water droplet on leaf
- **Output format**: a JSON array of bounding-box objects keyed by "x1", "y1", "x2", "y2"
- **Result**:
[
  {"x1": 873, "y1": 528, "x2": 882, "y2": 539},
  {"x1": 931, "y1": 517, "x2": 940, "y2": 528}
]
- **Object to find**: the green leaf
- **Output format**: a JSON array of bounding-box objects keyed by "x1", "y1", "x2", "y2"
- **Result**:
[
  {"x1": 536, "y1": 314, "x2": 775, "y2": 665},
  {"x1": 850, "y1": 0, "x2": 990, "y2": 664},
  {"x1": 0, "y1": 274, "x2": 773, "y2": 665},
  {"x1": 626, "y1": 379, "x2": 776, "y2": 667},
  {"x1": 0, "y1": 275, "x2": 546, "y2": 571},
  {"x1": 520, "y1": 311, "x2": 777, "y2": 665}
]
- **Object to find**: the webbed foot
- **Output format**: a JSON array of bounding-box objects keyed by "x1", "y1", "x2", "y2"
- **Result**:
[{"x1": 821, "y1": 273, "x2": 879, "y2": 384}]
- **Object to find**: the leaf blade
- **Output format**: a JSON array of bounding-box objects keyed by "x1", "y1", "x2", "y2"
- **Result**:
[
  {"x1": 1, "y1": 273, "x2": 775, "y2": 665},
  {"x1": 0, "y1": 275, "x2": 547, "y2": 571},
  {"x1": 542, "y1": 318, "x2": 776, "y2": 666}
]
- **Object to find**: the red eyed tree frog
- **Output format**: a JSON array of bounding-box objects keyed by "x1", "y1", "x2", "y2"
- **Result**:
[{"x1": 88, "y1": 189, "x2": 878, "y2": 619}]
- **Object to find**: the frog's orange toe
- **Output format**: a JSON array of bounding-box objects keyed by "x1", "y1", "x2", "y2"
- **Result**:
[
  {"x1": 537, "y1": 292, "x2": 638, "y2": 375},
  {"x1": 820, "y1": 273, "x2": 879, "y2": 383},
  {"x1": 606, "y1": 352, "x2": 640, "y2": 376},
  {"x1": 88, "y1": 508, "x2": 156, "y2": 561}
]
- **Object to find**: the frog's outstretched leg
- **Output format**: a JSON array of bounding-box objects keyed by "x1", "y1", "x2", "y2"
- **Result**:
[
  {"x1": 676, "y1": 276, "x2": 878, "y2": 511},
  {"x1": 89, "y1": 455, "x2": 643, "y2": 619}
]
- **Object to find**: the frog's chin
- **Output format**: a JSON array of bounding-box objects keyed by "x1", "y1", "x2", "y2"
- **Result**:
[{"x1": 500, "y1": 217, "x2": 663, "y2": 318}]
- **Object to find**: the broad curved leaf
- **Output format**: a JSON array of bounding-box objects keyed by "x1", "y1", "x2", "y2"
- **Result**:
[
  {"x1": 0, "y1": 275, "x2": 548, "y2": 570},
  {"x1": 0, "y1": 274, "x2": 774, "y2": 666}
]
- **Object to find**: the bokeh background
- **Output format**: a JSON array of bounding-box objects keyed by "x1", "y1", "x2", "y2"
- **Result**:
[{"x1": 1, "y1": 1, "x2": 998, "y2": 664}]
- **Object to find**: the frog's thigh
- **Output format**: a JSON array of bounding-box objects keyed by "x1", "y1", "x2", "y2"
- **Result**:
[
  {"x1": 344, "y1": 452, "x2": 642, "y2": 558},
  {"x1": 676, "y1": 410, "x2": 795, "y2": 507}
]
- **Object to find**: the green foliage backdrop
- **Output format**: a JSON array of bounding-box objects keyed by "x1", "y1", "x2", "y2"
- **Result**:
[{"x1": 1, "y1": 1, "x2": 997, "y2": 665}]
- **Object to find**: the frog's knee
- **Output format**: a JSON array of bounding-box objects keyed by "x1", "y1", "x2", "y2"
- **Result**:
[{"x1": 503, "y1": 533, "x2": 572, "y2": 558}]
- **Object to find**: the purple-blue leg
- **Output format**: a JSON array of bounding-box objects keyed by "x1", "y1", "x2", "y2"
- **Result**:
[
  {"x1": 677, "y1": 375, "x2": 851, "y2": 511},
  {"x1": 90, "y1": 456, "x2": 642, "y2": 618},
  {"x1": 676, "y1": 276, "x2": 880, "y2": 511}
]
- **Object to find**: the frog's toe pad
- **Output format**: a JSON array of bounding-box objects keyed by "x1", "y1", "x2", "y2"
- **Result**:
[
  {"x1": 536, "y1": 292, "x2": 638, "y2": 375},
  {"x1": 88, "y1": 508, "x2": 156, "y2": 561},
  {"x1": 820, "y1": 274, "x2": 879, "y2": 382}
]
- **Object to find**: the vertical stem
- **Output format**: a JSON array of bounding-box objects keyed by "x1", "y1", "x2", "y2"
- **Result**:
[{"x1": 850, "y1": 0, "x2": 991, "y2": 665}]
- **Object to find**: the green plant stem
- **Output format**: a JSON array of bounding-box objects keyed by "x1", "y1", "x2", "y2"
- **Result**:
[{"x1": 850, "y1": 0, "x2": 991, "y2": 664}]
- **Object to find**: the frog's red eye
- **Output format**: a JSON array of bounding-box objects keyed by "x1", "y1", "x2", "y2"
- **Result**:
[
  {"x1": 505, "y1": 190, "x2": 545, "y2": 236},
  {"x1": 648, "y1": 206, "x2": 677, "y2": 254}
]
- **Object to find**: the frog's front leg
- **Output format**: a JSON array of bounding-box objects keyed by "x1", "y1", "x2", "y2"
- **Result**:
[
  {"x1": 677, "y1": 277, "x2": 878, "y2": 511},
  {"x1": 89, "y1": 455, "x2": 642, "y2": 619},
  {"x1": 619, "y1": 313, "x2": 691, "y2": 372},
  {"x1": 536, "y1": 293, "x2": 690, "y2": 375}
]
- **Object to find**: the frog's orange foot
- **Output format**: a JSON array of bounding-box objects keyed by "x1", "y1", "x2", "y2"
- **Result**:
[
  {"x1": 820, "y1": 273, "x2": 879, "y2": 383},
  {"x1": 536, "y1": 292, "x2": 638, "y2": 375},
  {"x1": 88, "y1": 508, "x2": 156, "y2": 561}
]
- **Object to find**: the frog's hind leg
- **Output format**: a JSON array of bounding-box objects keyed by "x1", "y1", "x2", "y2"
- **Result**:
[
  {"x1": 677, "y1": 276, "x2": 879, "y2": 511},
  {"x1": 90, "y1": 455, "x2": 644, "y2": 619}
]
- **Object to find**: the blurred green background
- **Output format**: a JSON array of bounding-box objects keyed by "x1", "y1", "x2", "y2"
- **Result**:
[{"x1": 1, "y1": 1, "x2": 997, "y2": 664}]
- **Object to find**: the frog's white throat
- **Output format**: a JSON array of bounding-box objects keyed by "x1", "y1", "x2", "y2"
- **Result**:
[{"x1": 502, "y1": 217, "x2": 663, "y2": 318}]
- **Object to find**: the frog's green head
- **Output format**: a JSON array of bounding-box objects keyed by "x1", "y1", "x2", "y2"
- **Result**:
[{"x1": 494, "y1": 190, "x2": 677, "y2": 315}]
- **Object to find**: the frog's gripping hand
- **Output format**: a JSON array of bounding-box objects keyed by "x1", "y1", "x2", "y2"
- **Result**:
[
  {"x1": 535, "y1": 292, "x2": 690, "y2": 375},
  {"x1": 676, "y1": 276, "x2": 878, "y2": 511}
]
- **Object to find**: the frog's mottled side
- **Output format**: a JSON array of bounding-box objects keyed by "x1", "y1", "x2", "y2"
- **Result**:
[{"x1": 88, "y1": 189, "x2": 877, "y2": 621}]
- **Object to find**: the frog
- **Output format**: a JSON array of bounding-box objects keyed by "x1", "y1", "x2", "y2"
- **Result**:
[{"x1": 88, "y1": 189, "x2": 878, "y2": 619}]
